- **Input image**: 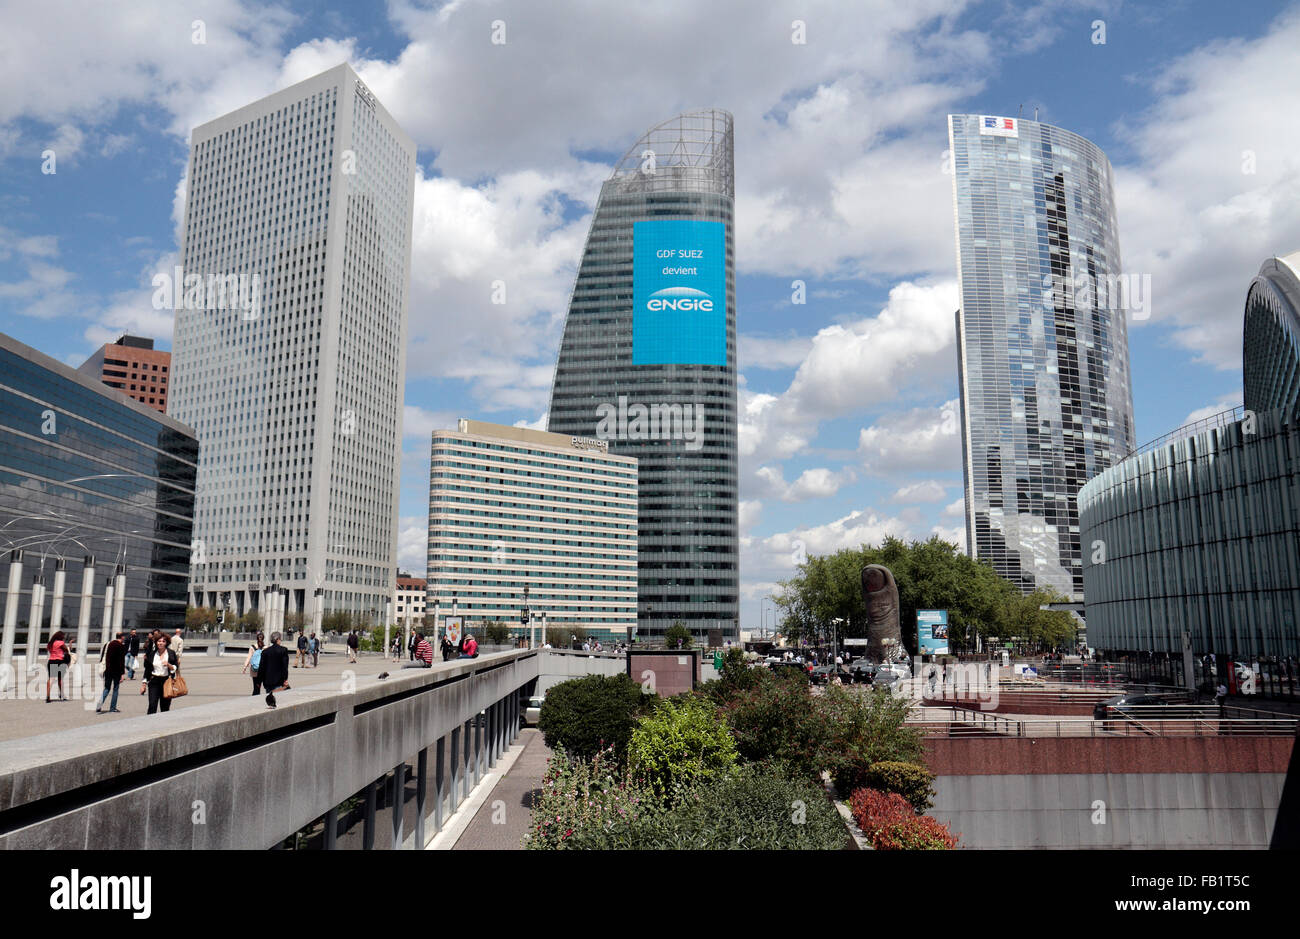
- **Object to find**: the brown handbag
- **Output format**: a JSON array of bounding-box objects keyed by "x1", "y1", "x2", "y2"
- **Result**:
[{"x1": 163, "y1": 662, "x2": 188, "y2": 699}]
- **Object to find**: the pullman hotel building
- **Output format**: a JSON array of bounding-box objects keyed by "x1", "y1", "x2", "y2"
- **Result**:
[{"x1": 426, "y1": 420, "x2": 638, "y2": 642}]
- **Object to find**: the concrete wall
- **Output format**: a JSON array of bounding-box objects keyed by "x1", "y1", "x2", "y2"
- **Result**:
[
  {"x1": 932, "y1": 773, "x2": 1284, "y2": 849},
  {"x1": 537, "y1": 649, "x2": 624, "y2": 694},
  {"x1": 923, "y1": 735, "x2": 1295, "y2": 849},
  {"x1": 0, "y1": 649, "x2": 538, "y2": 850}
]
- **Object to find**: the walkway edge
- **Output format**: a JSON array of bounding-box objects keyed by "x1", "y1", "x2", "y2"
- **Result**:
[{"x1": 427, "y1": 737, "x2": 529, "y2": 850}]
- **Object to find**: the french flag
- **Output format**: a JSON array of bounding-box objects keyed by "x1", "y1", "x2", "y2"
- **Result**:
[{"x1": 984, "y1": 116, "x2": 1015, "y2": 130}]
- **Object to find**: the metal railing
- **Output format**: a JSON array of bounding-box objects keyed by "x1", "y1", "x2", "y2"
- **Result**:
[{"x1": 911, "y1": 706, "x2": 1298, "y2": 738}]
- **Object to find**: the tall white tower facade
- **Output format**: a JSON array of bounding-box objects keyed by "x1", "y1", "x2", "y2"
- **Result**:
[{"x1": 169, "y1": 63, "x2": 415, "y2": 625}]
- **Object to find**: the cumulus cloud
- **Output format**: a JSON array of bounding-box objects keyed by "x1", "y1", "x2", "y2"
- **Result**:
[
  {"x1": 889, "y1": 480, "x2": 948, "y2": 504},
  {"x1": 396, "y1": 515, "x2": 427, "y2": 575},
  {"x1": 858, "y1": 397, "x2": 962, "y2": 476},
  {"x1": 751, "y1": 465, "x2": 857, "y2": 503}
]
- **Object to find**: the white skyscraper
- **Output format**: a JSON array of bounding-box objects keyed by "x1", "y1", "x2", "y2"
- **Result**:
[{"x1": 169, "y1": 63, "x2": 415, "y2": 626}]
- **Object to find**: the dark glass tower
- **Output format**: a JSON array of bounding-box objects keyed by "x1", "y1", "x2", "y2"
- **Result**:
[
  {"x1": 950, "y1": 114, "x2": 1136, "y2": 601},
  {"x1": 547, "y1": 110, "x2": 738, "y2": 642}
]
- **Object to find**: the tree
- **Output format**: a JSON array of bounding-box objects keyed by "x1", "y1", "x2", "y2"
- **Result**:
[
  {"x1": 481, "y1": 621, "x2": 510, "y2": 645},
  {"x1": 537, "y1": 674, "x2": 652, "y2": 760},
  {"x1": 775, "y1": 535, "x2": 1026, "y2": 655},
  {"x1": 545, "y1": 625, "x2": 587, "y2": 648},
  {"x1": 664, "y1": 622, "x2": 692, "y2": 649},
  {"x1": 241, "y1": 610, "x2": 263, "y2": 632}
]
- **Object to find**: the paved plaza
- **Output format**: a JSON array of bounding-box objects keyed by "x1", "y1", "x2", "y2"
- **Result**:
[{"x1": 0, "y1": 648, "x2": 411, "y2": 743}]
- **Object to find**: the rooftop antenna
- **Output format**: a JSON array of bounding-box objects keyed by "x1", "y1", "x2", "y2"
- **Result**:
[
  {"x1": 1034, "y1": 106, "x2": 1039, "y2": 121},
  {"x1": 1018, "y1": 104, "x2": 1024, "y2": 118}
]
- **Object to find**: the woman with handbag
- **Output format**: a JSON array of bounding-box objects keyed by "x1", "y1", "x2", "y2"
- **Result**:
[
  {"x1": 242, "y1": 631, "x2": 265, "y2": 695},
  {"x1": 141, "y1": 633, "x2": 180, "y2": 714},
  {"x1": 45, "y1": 630, "x2": 70, "y2": 702}
]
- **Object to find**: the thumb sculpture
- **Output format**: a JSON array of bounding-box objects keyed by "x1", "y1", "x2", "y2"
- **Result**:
[{"x1": 861, "y1": 564, "x2": 903, "y2": 662}]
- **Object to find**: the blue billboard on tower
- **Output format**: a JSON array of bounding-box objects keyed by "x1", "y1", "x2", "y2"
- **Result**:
[{"x1": 632, "y1": 220, "x2": 727, "y2": 365}]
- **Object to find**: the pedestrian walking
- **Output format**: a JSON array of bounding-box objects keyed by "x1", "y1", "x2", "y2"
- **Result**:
[
  {"x1": 309, "y1": 633, "x2": 319, "y2": 667},
  {"x1": 45, "y1": 630, "x2": 71, "y2": 702},
  {"x1": 260, "y1": 632, "x2": 291, "y2": 709},
  {"x1": 97, "y1": 632, "x2": 126, "y2": 713},
  {"x1": 124, "y1": 629, "x2": 139, "y2": 680},
  {"x1": 242, "y1": 632, "x2": 265, "y2": 695},
  {"x1": 346, "y1": 630, "x2": 359, "y2": 663},
  {"x1": 408, "y1": 630, "x2": 417, "y2": 662},
  {"x1": 171, "y1": 628, "x2": 185, "y2": 658},
  {"x1": 141, "y1": 634, "x2": 179, "y2": 714},
  {"x1": 295, "y1": 631, "x2": 308, "y2": 668}
]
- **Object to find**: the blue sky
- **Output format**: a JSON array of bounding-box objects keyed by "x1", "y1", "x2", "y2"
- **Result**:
[{"x1": 2, "y1": 0, "x2": 1298, "y2": 633}]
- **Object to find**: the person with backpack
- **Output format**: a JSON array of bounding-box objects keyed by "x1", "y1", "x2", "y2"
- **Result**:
[
  {"x1": 346, "y1": 630, "x2": 359, "y2": 663},
  {"x1": 242, "y1": 632, "x2": 265, "y2": 695}
]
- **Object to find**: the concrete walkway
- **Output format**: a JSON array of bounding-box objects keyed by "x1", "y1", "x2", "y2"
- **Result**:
[
  {"x1": 0, "y1": 649, "x2": 402, "y2": 742},
  {"x1": 450, "y1": 728, "x2": 552, "y2": 850}
]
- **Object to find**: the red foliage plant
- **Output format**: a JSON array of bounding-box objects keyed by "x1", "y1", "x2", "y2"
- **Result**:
[{"x1": 849, "y1": 788, "x2": 913, "y2": 838}]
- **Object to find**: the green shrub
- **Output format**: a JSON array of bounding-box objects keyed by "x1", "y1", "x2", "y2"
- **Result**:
[
  {"x1": 816, "y1": 685, "x2": 925, "y2": 795},
  {"x1": 858, "y1": 760, "x2": 936, "y2": 814},
  {"x1": 553, "y1": 766, "x2": 849, "y2": 850},
  {"x1": 537, "y1": 674, "x2": 652, "y2": 760},
  {"x1": 721, "y1": 670, "x2": 830, "y2": 781},
  {"x1": 870, "y1": 814, "x2": 958, "y2": 850},
  {"x1": 629, "y1": 695, "x2": 738, "y2": 801}
]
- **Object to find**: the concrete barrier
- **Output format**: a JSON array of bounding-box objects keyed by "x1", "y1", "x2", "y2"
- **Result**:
[{"x1": 0, "y1": 649, "x2": 539, "y2": 850}]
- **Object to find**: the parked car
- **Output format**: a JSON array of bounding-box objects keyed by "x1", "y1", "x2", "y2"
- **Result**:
[
  {"x1": 810, "y1": 664, "x2": 851, "y2": 685},
  {"x1": 1092, "y1": 692, "x2": 1170, "y2": 721},
  {"x1": 769, "y1": 661, "x2": 811, "y2": 681},
  {"x1": 848, "y1": 660, "x2": 876, "y2": 683},
  {"x1": 524, "y1": 695, "x2": 544, "y2": 726},
  {"x1": 876, "y1": 661, "x2": 911, "y2": 680}
]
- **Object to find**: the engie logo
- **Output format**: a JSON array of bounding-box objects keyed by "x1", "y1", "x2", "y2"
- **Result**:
[
  {"x1": 50, "y1": 870, "x2": 151, "y2": 919},
  {"x1": 646, "y1": 287, "x2": 714, "y2": 313}
]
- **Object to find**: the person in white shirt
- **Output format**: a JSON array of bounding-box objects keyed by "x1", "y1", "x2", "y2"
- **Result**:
[{"x1": 171, "y1": 629, "x2": 185, "y2": 658}]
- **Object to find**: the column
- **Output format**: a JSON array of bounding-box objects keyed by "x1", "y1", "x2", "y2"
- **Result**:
[
  {"x1": 463, "y1": 719, "x2": 473, "y2": 797},
  {"x1": 111, "y1": 564, "x2": 126, "y2": 636},
  {"x1": 449, "y1": 725, "x2": 462, "y2": 811},
  {"x1": 390, "y1": 763, "x2": 405, "y2": 848},
  {"x1": 1, "y1": 550, "x2": 24, "y2": 671},
  {"x1": 75, "y1": 556, "x2": 95, "y2": 685},
  {"x1": 25, "y1": 574, "x2": 45, "y2": 665},
  {"x1": 434, "y1": 736, "x2": 446, "y2": 834},
  {"x1": 474, "y1": 711, "x2": 484, "y2": 785},
  {"x1": 415, "y1": 747, "x2": 428, "y2": 849},
  {"x1": 100, "y1": 576, "x2": 114, "y2": 646},
  {"x1": 48, "y1": 558, "x2": 66, "y2": 634}
]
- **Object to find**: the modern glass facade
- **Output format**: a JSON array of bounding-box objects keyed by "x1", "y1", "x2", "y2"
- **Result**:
[
  {"x1": 950, "y1": 114, "x2": 1136, "y2": 601},
  {"x1": 169, "y1": 63, "x2": 414, "y2": 624},
  {"x1": 1079, "y1": 252, "x2": 1300, "y2": 659},
  {"x1": 547, "y1": 110, "x2": 738, "y2": 642},
  {"x1": 427, "y1": 420, "x2": 638, "y2": 642},
  {"x1": 0, "y1": 332, "x2": 198, "y2": 653}
]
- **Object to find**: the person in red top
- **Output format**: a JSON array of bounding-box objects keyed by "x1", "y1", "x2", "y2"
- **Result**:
[
  {"x1": 45, "y1": 630, "x2": 70, "y2": 702},
  {"x1": 402, "y1": 633, "x2": 434, "y2": 668},
  {"x1": 460, "y1": 633, "x2": 478, "y2": 659}
]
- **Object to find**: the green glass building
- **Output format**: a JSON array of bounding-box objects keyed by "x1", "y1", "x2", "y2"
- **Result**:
[{"x1": 547, "y1": 110, "x2": 738, "y2": 643}]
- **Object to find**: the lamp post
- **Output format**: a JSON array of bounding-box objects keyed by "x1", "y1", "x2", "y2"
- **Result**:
[{"x1": 521, "y1": 584, "x2": 531, "y2": 650}]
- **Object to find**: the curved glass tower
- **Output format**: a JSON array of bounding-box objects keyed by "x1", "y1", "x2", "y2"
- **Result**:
[
  {"x1": 547, "y1": 110, "x2": 738, "y2": 642},
  {"x1": 949, "y1": 114, "x2": 1136, "y2": 601}
]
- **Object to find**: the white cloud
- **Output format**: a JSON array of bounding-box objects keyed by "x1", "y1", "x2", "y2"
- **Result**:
[
  {"x1": 1181, "y1": 395, "x2": 1242, "y2": 427},
  {"x1": 941, "y1": 497, "x2": 965, "y2": 519},
  {"x1": 396, "y1": 515, "x2": 427, "y2": 575},
  {"x1": 889, "y1": 480, "x2": 948, "y2": 504},
  {"x1": 513, "y1": 412, "x2": 548, "y2": 431},
  {"x1": 751, "y1": 465, "x2": 857, "y2": 502},
  {"x1": 739, "y1": 499, "x2": 762, "y2": 535},
  {"x1": 1116, "y1": 7, "x2": 1300, "y2": 370},
  {"x1": 858, "y1": 398, "x2": 962, "y2": 476},
  {"x1": 740, "y1": 280, "x2": 958, "y2": 464},
  {"x1": 403, "y1": 405, "x2": 458, "y2": 440},
  {"x1": 741, "y1": 507, "x2": 916, "y2": 589}
]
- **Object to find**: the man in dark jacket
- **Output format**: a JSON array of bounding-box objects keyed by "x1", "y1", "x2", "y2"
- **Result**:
[
  {"x1": 440, "y1": 636, "x2": 454, "y2": 661},
  {"x1": 96, "y1": 632, "x2": 127, "y2": 713},
  {"x1": 260, "y1": 632, "x2": 291, "y2": 709},
  {"x1": 124, "y1": 629, "x2": 139, "y2": 680}
]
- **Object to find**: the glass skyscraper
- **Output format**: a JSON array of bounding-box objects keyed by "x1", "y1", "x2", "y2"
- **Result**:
[
  {"x1": 0, "y1": 331, "x2": 197, "y2": 661},
  {"x1": 547, "y1": 110, "x2": 738, "y2": 642},
  {"x1": 950, "y1": 114, "x2": 1136, "y2": 601},
  {"x1": 170, "y1": 63, "x2": 415, "y2": 624}
]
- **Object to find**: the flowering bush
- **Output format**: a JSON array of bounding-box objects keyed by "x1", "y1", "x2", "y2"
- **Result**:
[
  {"x1": 524, "y1": 745, "x2": 660, "y2": 850},
  {"x1": 848, "y1": 788, "x2": 914, "y2": 839},
  {"x1": 870, "y1": 814, "x2": 959, "y2": 850}
]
